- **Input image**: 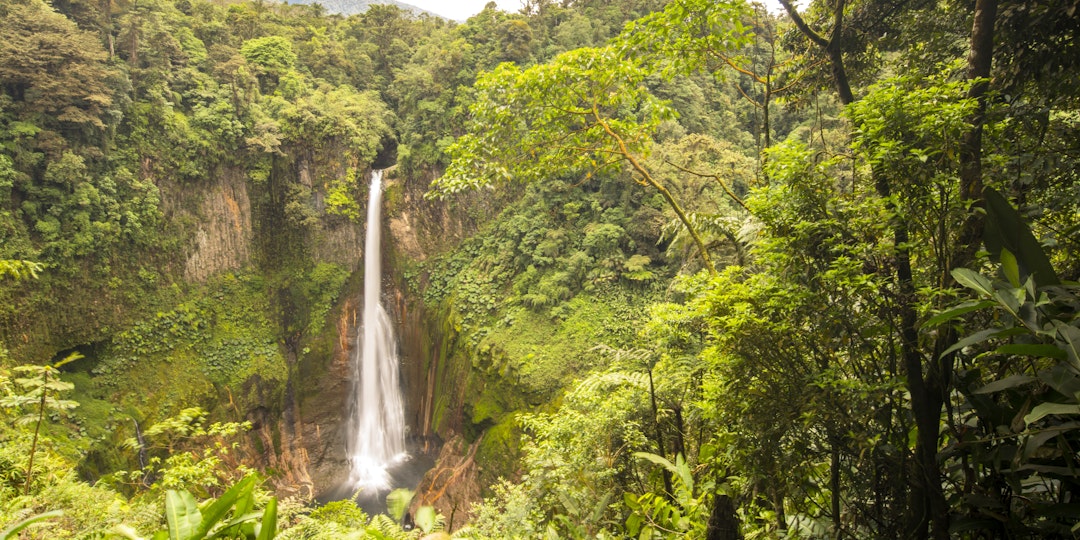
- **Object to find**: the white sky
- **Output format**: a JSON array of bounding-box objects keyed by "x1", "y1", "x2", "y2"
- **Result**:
[
  {"x1": 400, "y1": 0, "x2": 787, "y2": 22},
  {"x1": 402, "y1": 0, "x2": 526, "y2": 21}
]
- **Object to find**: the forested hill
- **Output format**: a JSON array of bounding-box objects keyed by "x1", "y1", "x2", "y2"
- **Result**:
[
  {"x1": 280, "y1": 0, "x2": 439, "y2": 18},
  {"x1": 1, "y1": 0, "x2": 1080, "y2": 538}
]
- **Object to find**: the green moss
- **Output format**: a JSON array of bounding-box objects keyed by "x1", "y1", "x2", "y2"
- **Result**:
[
  {"x1": 471, "y1": 392, "x2": 504, "y2": 425},
  {"x1": 475, "y1": 414, "x2": 522, "y2": 489}
]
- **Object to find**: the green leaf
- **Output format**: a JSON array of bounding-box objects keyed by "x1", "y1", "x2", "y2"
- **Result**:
[
  {"x1": 994, "y1": 343, "x2": 1067, "y2": 360},
  {"x1": 951, "y1": 268, "x2": 995, "y2": 297},
  {"x1": 414, "y1": 505, "x2": 437, "y2": 533},
  {"x1": 922, "y1": 300, "x2": 995, "y2": 328},
  {"x1": 386, "y1": 488, "x2": 414, "y2": 522},
  {"x1": 1038, "y1": 363, "x2": 1080, "y2": 399},
  {"x1": 983, "y1": 188, "x2": 1060, "y2": 288},
  {"x1": 1023, "y1": 423, "x2": 1080, "y2": 458},
  {"x1": 633, "y1": 451, "x2": 678, "y2": 476},
  {"x1": 1056, "y1": 323, "x2": 1080, "y2": 372},
  {"x1": 165, "y1": 490, "x2": 201, "y2": 540},
  {"x1": 1000, "y1": 248, "x2": 1021, "y2": 287},
  {"x1": 207, "y1": 513, "x2": 261, "y2": 539},
  {"x1": 195, "y1": 475, "x2": 255, "y2": 539},
  {"x1": 255, "y1": 498, "x2": 277, "y2": 540},
  {"x1": 672, "y1": 454, "x2": 694, "y2": 497},
  {"x1": 941, "y1": 327, "x2": 1025, "y2": 358},
  {"x1": 234, "y1": 480, "x2": 256, "y2": 517},
  {"x1": 973, "y1": 374, "x2": 1037, "y2": 394},
  {"x1": 0, "y1": 510, "x2": 63, "y2": 540},
  {"x1": 1024, "y1": 402, "x2": 1080, "y2": 426},
  {"x1": 52, "y1": 352, "x2": 83, "y2": 369}
]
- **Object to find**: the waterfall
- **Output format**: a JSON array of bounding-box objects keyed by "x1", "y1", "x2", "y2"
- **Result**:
[{"x1": 345, "y1": 169, "x2": 407, "y2": 492}]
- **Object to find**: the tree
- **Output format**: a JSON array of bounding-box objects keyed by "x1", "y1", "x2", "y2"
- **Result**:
[
  {"x1": 0, "y1": 0, "x2": 116, "y2": 137},
  {"x1": 433, "y1": 46, "x2": 728, "y2": 273}
]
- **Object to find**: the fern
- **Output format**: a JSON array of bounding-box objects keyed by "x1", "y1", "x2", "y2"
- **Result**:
[
  {"x1": 571, "y1": 371, "x2": 649, "y2": 400},
  {"x1": 365, "y1": 514, "x2": 411, "y2": 540}
]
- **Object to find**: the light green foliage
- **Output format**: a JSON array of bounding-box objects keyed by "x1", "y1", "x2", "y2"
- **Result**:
[
  {"x1": 433, "y1": 46, "x2": 674, "y2": 196},
  {"x1": 507, "y1": 369, "x2": 652, "y2": 537},
  {"x1": 1, "y1": 352, "x2": 81, "y2": 496},
  {"x1": 277, "y1": 501, "x2": 447, "y2": 540},
  {"x1": 1, "y1": 360, "x2": 80, "y2": 426},
  {"x1": 0, "y1": 394, "x2": 160, "y2": 538},
  {"x1": 308, "y1": 500, "x2": 368, "y2": 529},
  {"x1": 325, "y1": 168, "x2": 362, "y2": 221},
  {"x1": 17, "y1": 152, "x2": 162, "y2": 261},
  {"x1": 616, "y1": 0, "x2": 751, "y2": 79},
  {"x1": 115, "y1": 406, "x2": 252, "y2": 498},
  {"x1": 624, "y1": 453, "x2": 717, "y2": 539},
  {"x1": 0, "y1": 260, "x2": 42, "y2": 281},
  {"x1": 240, "y1": 36, "x2": 297, "y2": 73},
  {"x1": 269, "y1": 84, "x2": 391, "y2": 164},
  {"x1": 0, "y1": 0, "x2": 116, "y2": 131},
  {"x1": 468, "y1": 480, "x2": 545, "y2": 540},
  {"x1": 128, "y1": 475, "x2": 278, "y2": 540},
  {"x1": 1, "y1": 0, "x2": 1077, "y2": 537},
  {"x1": 848, "y1": 65, "x2": 977, "y2": 177},
  {"x1": 303, "y1": 262, "x2": 350, "y2": 337},
  {"x1": 386, "y1": 488, "x2": 414, "y2": 521}
]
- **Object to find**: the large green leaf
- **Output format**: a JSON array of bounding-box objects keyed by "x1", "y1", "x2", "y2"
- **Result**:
[
  {"x1": 414, "y1": 505, "x2": 437, "y2": 534},
  {"x1": 195, "y1": 475, "x2": 256, "y2": 539},
  {"x1": 633, "y1": 451, "x2": 678, "y2": 476},
  {"x1": 941, "y1": 327, "x2": 1026, "y2": 358},
  {"x1": 1038, "y1": 363, "x2": 1080, "y2": 399},
  {"x1": 207, "y1": 513, "x2": 261, "y2": 539},
  {"x1": 255, "y1": 498, "x2": 277, "y2": 540},
  {"x1": 973, "y1": 374, "x2": 1036, "y2": 394},
  {"x1": 983, "y1": 188, "x2": 1059, "y2": 288},
  {"x1": 1024, "y1": 402, "x2": 1080, "y2": 426},
  {"x1": 951, "y1": 268, "x2": 995, "y2": 297},
  {"x1": 922, "y1": 299, "x2": 996, "y2": 328},
  {"x1": 1023, "y1": 422, "x2": 1080, "y2": 459},
  {"x1": 386, "y1": 488, "x2": 414, "y2": 522},
  {"x1": 994, "y1": 344, "x2": 1067, "y2": 360},
  {"x1": 165, "y1": 490, "x2": 202, "y2": 540},
  {"x1": 1056, "y1": 323, "x2": 1080, "y2": 372}
]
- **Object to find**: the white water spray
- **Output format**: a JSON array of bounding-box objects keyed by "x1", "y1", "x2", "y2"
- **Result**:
[{"x1": 346, "y1": 169, "x2": 407, "y2": 492}]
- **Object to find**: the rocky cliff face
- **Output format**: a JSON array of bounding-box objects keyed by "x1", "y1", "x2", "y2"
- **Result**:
[
  {"x1": 167, "y1": 157, "x2": 371, "y2": 497},
  {"x1": 183, "y1": 170, "x2": 253, "y2": 282},
  {"x1": 120, "y1": 162, "x2": 486, "y2": 500}
]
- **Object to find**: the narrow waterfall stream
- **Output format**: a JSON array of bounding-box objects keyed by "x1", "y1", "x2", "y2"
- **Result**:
[{"x1": 345, "y1": 169, "x2": 408, "y2": 492}]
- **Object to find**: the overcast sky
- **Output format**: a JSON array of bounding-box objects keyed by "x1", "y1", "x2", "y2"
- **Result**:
[
  {"x1": 402, "y1": 0, "x2": 526, "y2": 21},
  {"x1": 400, "y1": 0, "x2": 786, "y2": 23}
]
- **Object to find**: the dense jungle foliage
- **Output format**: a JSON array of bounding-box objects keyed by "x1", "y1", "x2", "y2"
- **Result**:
[{"x1": 2, "y1": 0, "x2": 1079, "y2": 538}]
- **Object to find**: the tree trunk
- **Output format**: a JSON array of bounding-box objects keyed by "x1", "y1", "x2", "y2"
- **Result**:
[
  {"x1": 647, "y1": 368, "x2": 674, "y2": 497},
  {"x1": 706, "y1": 494, "x2": 742, "y2": 540},
  {"x1": 831, "y1": 439, "x2": 842, "y2": 538},
  {"x1": 25, "y1": 373, "x2": 47, "y2": 496},
  {"x1": 956, "y1": 0, "x2": 998, "y2": 258}
]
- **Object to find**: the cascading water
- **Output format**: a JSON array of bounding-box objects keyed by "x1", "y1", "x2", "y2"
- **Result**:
[{"x1": 345, "y1": 169, "x2": 408, "y2": 492}]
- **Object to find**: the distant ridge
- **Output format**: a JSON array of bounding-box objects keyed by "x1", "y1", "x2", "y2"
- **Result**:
[{"x1": 279, "y1": 0, "x2": 442, "y2": 18}]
